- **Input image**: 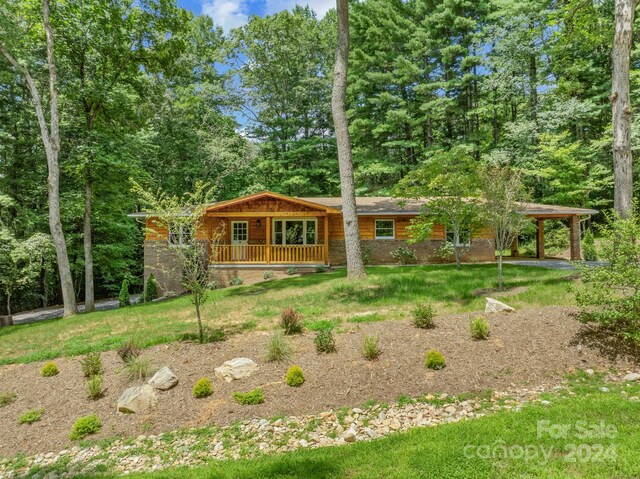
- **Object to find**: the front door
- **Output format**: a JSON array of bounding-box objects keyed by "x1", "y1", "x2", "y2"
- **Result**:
[{"x1": 231, "y1": 221, "x2": 248, "y2": 260}]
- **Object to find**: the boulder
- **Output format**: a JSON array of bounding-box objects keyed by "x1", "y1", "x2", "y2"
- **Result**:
[
  {"x1": 117, "y1": 385, "x2": 157, "y2": 413},
  {"x1": 214, "y1": 358, "x2": 259, "y2": 382},
  {"x1": 343, "y1": 429, "x2": 357, "y2": 443},
  {"x1": 485, "y1": 297, "x2": 515, "y2": 313},
  {"x1": 148, "y1": 366, "x2": 178, "y2": 390},
  {"x1": 623, "y1": 373, "x2": 640, "y2": 382}
]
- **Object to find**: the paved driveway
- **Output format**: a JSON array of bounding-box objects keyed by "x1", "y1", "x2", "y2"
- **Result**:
[{"x1": 505, "y1": 259, "x2": 606, "y2": 270}]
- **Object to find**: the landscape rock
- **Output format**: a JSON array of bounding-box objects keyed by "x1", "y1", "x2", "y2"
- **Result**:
[
  {"x1": 214, "y1": 358, "x2": 259, "y2": 382},
  {"x1": 623, "y1": 373, "x2": 640, "y2": 382},
  {"x1": 343, "y1": 429, "x2": 357, "y2": 442},
  {"x1": 485, "y1": 297, "x2": 515, "y2": 313},
  {"x1": 148, "y1": 367, "x2": 178, "y2": 390},
  {"x1": 117, "y1": 385, "x2": 158, "y2": 413}
]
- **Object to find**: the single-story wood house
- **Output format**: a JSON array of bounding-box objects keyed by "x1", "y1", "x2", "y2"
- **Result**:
[{"x1": 130, "y1": 191, "x2": 597, "y2": 293}]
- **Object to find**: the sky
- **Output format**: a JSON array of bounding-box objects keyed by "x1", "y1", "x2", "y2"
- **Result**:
[{"x1": 177, "y1": 0, "x2": 335, "y2": 30}]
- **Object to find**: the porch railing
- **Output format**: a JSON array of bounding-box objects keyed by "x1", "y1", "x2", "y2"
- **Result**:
[{"x1": 211, "y1": 244, "x2": 326, "y2": 264}]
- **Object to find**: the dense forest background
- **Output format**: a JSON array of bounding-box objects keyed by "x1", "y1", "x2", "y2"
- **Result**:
[{"x1": 0, "y1": 0, "x2": 637, "y2": 313}]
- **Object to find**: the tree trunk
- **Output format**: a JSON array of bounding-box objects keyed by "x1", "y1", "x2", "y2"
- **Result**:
[
  {"x1": 612, "y1": 0, "x2": 637, "y2": 219},
  {"x1": 84, "y1": 179, "x2": 95, "y2": 312},
  {"x1": 497, "y1": 254, "x2": 503, "y2": 291},
  {"x1": 332, "y1": 0, "x2": 366, "y2": 279},
  {"x1": 195, "y1": 299, "x2": 203, "y2": 343}
]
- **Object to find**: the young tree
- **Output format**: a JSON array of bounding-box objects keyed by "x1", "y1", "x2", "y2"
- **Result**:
[
  {"x1": 479, "y1": 165, "x2": 530, "y2": 290},
  {"x1": 611, "y1": 0, "x2": 638, "y2": 219},
  {"x1": 397, "y1": 147, "x2": 482, "y2": 268},
  {"x1": 0, "y1": 0, "x2": 77, "y2": 317},
  {"x1": 332, "y1": 0, "x2": 366, "y2": 279}
]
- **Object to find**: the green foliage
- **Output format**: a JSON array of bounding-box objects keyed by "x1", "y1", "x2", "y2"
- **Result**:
[
  {"x1": 470, "y1": 316, "x2": 490, "y2": 340},
  {"x1": 18, "y1": 408, "x2": 44, "y2": 425},
  {"x1": 144, "y1": 274, "x2": 159, "y2": 303},
  {"x1": 87, "y1": 375, "x2": 104, "y2": 400},
  {"x1": 265, "y1": 330, "x2": 293, "y2": 362},
  {"x1": 263, "y1": 270, "x2": 275, "y2": 280},
  {"x1": 117, "y1": 338, "x2": 142, "y2": 362},
  {"x1": 285, "y1": 365, "x2": 305, "y2": 387},
  {"x1": 314, "y1": 329, "x2": 336, "y2": 354},
  {"x1": 70, "y1": 414, "x2": 102, "y2": 440},
  {"x1": 180, "y1": 328, "x2": 225, "y2": 344},
  {"x1": 362, "y1": 335, "x2": 380, "y2": 360},
  {"x1": 233, "y1": 388, "x2": 265, "y2": 405},
  {"x1": 425, "y1": 349, "x2": 446, "y2": 370},
  {"x1": 575, "y1": 211, "x2": 640, "y2": 342},
  {"x1": 286, "y1": 267, "x2": 297, "y2": 275},
  {"x1": 193, "y1": 378, "x2": 213, "y2": 398},
  {"x1": 118, "y1": 279, "x2": 131, "y2": 307},
  {"x1": 229, "y1": 277, "x2": 244, "y2": 286},
  {"x1": 412, "y1": 305, "x2": 435, "y2": 329},
  {"x1": 41, "y1": 362, "x2": 59, "y2": 377},
  {"x1": 120, "y1": 356, "x2": 155, "y2": 381},
  {"x1": 582, "y1": 229, "x2": 598, "y2": 261},
  {"x1": 280, "y1": 307, "x2": 303, "y2": 335},
  {"x1": 0, "y1": 391, "x2": 17, "y2": 407},
  {"x1": 390, "y1": 246, "x2": 417, "y2": 265},
  {"x1": 361, "y1": 245, "x2": 374, "y2": 265},
  {"x1": 80, "y1": 352, "x2": 102, "y2": 378}
]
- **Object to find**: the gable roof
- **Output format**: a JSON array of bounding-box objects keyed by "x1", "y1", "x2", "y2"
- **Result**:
[{"x1": 204, "y1": 191, "x2": 342, "y2": 214}]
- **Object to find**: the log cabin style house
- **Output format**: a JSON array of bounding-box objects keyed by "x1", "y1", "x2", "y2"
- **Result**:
[{"x1": 130, "y1": 191, "x2": 597, "y2": 294}]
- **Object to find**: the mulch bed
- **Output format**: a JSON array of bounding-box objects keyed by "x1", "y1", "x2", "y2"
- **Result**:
[{"x1": 0, "y1": 306, "x2": 637, "y2": 457}]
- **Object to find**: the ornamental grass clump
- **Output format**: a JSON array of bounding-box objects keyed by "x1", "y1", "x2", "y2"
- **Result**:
[
  {"x1": 425, "y1": 349, "x2": 446, "y2": 370},
  {"x1": 233, "y1": 388, "x2": 264, "y2": 405},
  {"x1": 120, "y1": 356, "x2": 154, "y2": 381},
  {"x1": 266, "y1": 330, "x2": 293, "y2": 362},
  {"x1": 87, "y1": 375, "x2": 104, "y2": 400},
  {"x1": 362, "y1": 334, "x2": 380, "y2": 360},
  {"x1": 117, "y1": 337, "x2": 142, "y2": 362},
  {"x1": 41, "y1": 361, "x2": 59, "y2": 377},
  {"x1": 193, "y1": 378, "x2": 213, "y2": 398},
  {"x1": 470, "y1": 315, "x2": 490, "y2": 340},
  {"x1": 285, "y1": 365, "x2": 305, "y2": 387}
]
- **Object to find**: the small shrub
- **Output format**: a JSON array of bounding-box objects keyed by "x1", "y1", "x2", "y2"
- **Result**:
[
  {"x1": 207, "y1": 280, "x2": 219, "y2": 291},
  {"x1": 120, "y1": 356, "x2": 154, "y2": 381},
  {"x1": 287, "y1": 267, "x2": 297, "y2": 275},
  {"x1": 117, "y1": 337, "x2": 142, "y2": 362},
  {"x1": 314, "y1": 329, "x2": 336, "y2": 353},
  {"x1": 41, "y1": 362, "x2": 59, "y2": 377},
  {"x1": 390, "y1": 246, "x2": 417, "y2": 264},
  {"x1": 425, "y1": 349, "x2": 446, "y2": 370},
  {"x1": 70, "y1": 414, "x2": 102, "y2": 440},
  {"x1": 266, "y1": 330, "x2": 293, "y2": 362},
  {"x1": 435, "y1": 242, "x2": 455, "y2": 260},
  {"x1": 0, "y1": 391, "x2": 17, "y2": 407},
  {"x1": 361, "y1": 244, "x2": 374, "y2": 265},
  {"x1": 281, "y1": 307, "x2": 303, "y2": 335},
  {"x1": 119, "y1": 278, "x2": 131, "y2": 307},
  {"x1": 582, "y1": 229, "x2": 598, "y2": 261},
  {"x1": 229, "y1": 277, "x2": 244, "y2": 286},
  {"x1": 263, "y1": 270, "x2": 275, "y2": 280},
  {"x1": 285, "y1": 366, "x2": 305, "y2": 387},
  {"x1": 233, "y1": 387, "x2": 264, "y2": 405},
  {"x1": 470, "y1": 316, "x2": 490, "y2": 340},
  {"x1": 80, "y1": 352, "x2": 102, "y2": 378},
  {"x1": 19, "y1": 408, "x2": 44, "y2": 425},
  {"x1": 144, "y1": 273, "x2": 159, "y2": 302},
  {"x1": 87, "y1": 375, "x2": 104, "y2": 400},
  {"x1": 315, "y1": 266, "x2": 325, "y2": 273},
  {"x1": 412, "y1": 304, "x2": 435, "y2": 329},
  {"x1": 362, "y1": 335, "x2": 380, "y2": 360},
  {"x1": 193, "y1": 378, "x2": 213, "y2": 398}
]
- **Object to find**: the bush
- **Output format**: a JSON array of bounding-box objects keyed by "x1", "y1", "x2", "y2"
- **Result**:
[
  {"x1": 582, "y1": 229, "x2": 598, "y2": 261},
  {"x1": 117, "y1": 337, "x2": 142, "y2": 362},
  {"x1": 263, "y1": 270, "x2": 275, "y2": 280},
  {"x1": 144, "y1": 274, "x2": 159, "y2": 302},
  {"x1": 233, "y1": 387, "x2": 264, "y2": 405},
  {"x1": 80, "y1": 352, "x2": 102, "y2": 378},
  {"x1": 120, "y1": 356, "x2": 155, "y2": 381},
  {"x1": 229, "y1": 277, "x2": 244, "y2": 286},
  {"x1": 18, "y1": 408, "x2": 44, "y2": 425},
  {"x1": 119, "y1": 278, "x2": 131, "y2": 307},
  {"x1": 315, "y1": 266, "x2": 325, "y2": 273},
  {"x1": 425, "y1": 349, "x2": 446, "y2": 370},
  {"x1": 412, "y1": 304, "x2": 435, "y2": 329},
  {"x1": 470, "y1": 316, "x2": 490, "y2": 340},
  {"x1": 207, "y1": 280, "x2": 219, "y2": 291},
  {"x1": 87, "y1": 375, "x2": 104, "y2": 400},
  {"x1": 266, "y1": 330, "x2": 293, "y2": 362},
  {"x1": 41, "y1": 362, "x2": 59, "y2": 377},
  {"x1": 281, "y1": 307, "x2": 303, "y2": 335},
  {"x1": 362, "y1": 334, "x2": 380, "y2": 360},
  {"x1": 285, "y1": 366, "x2": 305, "y2": 387},
  {"x1": 0, "y1": 391, "x2": 17, "y2": 407},
  {"x1": 193, "y1": 378, "x2": 213, "y2": 398},
  {"x1": 390, "y1": 246, "x2": 417, "y2": 264},
  {"x1": 70, "y1": 414, "x2": 101, "y2": 440},
  {"x1": 314, "y1": 329, "x2": 336, "y2": 353},
  {"x1": 361, "y1": 244, "x2": 373, "y2": 265},
  {"x1": 287, "y1": 267, "x2": 297, "y2": 275}
]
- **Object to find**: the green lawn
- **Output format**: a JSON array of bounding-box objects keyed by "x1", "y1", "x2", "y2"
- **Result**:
[
  {"x1": 0, "y1": 264, "x2": 576, "y2": 365},
  {"x1": 76, "y1": 376, "x2": 639, "y2": 479}
]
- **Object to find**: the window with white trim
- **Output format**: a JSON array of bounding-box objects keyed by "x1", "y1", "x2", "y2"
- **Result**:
[
  {"x1": 168, "y1": 225, "x2": 192, "y2": 246},
  {"x1": 375, "y1": 219, "x2": 395, "y2": 239},
  {"x1": 272, "y1": 219, "x2": 317, "y2": 245},
  {"x1": 445, "y1": 227, "x2": 471, "y2": 246}
]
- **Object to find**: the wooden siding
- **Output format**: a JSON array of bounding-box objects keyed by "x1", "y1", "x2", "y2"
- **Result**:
[{"x1": 210, "y1": 197, "x2": 324, "y2": 214}]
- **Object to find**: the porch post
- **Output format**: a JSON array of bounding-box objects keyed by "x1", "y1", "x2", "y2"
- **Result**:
[
  {"x1": 536, "y1": 219, "x2": 545, "y2": 259},
  {"x1": 569, "y1": 215, "x2": 582, "y2": 261},
  {"x1": 324, "y1": 215, "x2": 329, "y2": 265},
  {"x1": 266, "y1": 217, "x2": 272, "y2": 264}
]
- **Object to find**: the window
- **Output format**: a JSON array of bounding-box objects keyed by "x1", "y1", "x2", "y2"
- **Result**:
[
  {"x1": 272, "y1": 219, "x2": 317, "y2": 245},
  {"x1": 168, "y1": 225, "x2": 192, "y2": 246},
  {"x1": 375, "y1": 219, "x2": 395, "y2": 239},
  {"x1": 446, "y1": 227, "x2": 471, "y2": 246}
]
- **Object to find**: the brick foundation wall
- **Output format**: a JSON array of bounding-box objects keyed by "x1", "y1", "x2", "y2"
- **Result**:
[{"x1": 144, "y1": 241, "x2": 184, "y2": 295}]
